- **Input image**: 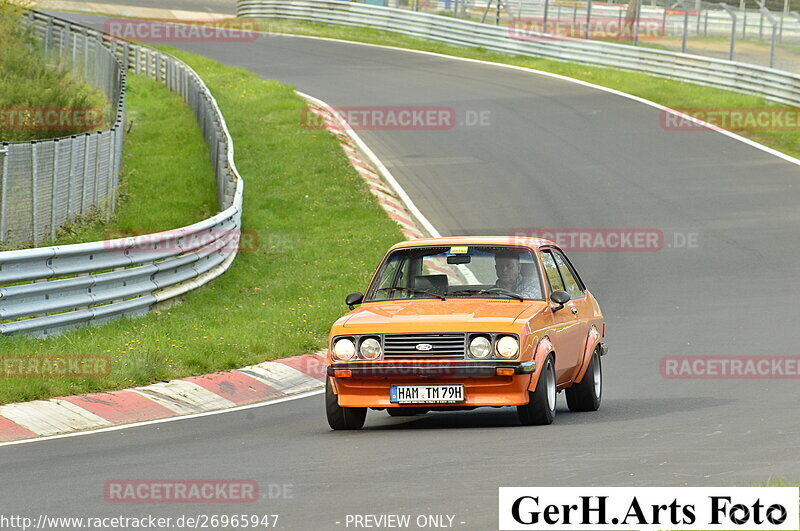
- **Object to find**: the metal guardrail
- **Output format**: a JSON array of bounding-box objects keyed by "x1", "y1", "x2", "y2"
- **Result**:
[
  {"x1": 0, "y1": 12, "x2": 243, "y2": 337},
  {"x1": 237, "y1": 0, "x2": 800, "y2": 107},
  {"x1": 1, "y1": 14, "x2": 126, "y2": 247}
]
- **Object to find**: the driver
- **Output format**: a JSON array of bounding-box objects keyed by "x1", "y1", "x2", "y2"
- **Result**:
[{"x1": 494, "y1": 251, "x2": 541, "y2": 299}]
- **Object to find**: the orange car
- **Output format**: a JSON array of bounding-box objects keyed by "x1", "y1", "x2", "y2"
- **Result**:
[{"x1": 325, "y1": 236, "x2": 607, "y2": 430}]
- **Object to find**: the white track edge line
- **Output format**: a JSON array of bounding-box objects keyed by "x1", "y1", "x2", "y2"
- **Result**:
[
  {"x1": 297, "y1": 90, "x2": 443, "y2": 238},
  {"x1": 0, "y1": 388, "x2": 324, "y2": 448},
  {"x1": 272, "y1": 30, "x2": 800, "y2": 168}
]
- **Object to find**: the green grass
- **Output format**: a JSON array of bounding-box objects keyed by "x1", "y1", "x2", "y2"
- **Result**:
[
  {"x1": 49, "y1": 73, "x2": 218, "y2": 246},
  {"x1": 255, "y1": 18, "x2": 800, "y2": 159},
  {"x1": 0, "y1": 2, "x2": 110, "y2": 141},
  {"x1": 0, "y1": 49, "x2": 403, "y2": 404},
  {"x1": 0, "y1": 71, "x2": 217, "y2": 251}
]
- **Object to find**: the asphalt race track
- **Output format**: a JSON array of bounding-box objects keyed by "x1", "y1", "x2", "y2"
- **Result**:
[{"x1": 2, "y1": 9, "x2": 799, "y2": 530}]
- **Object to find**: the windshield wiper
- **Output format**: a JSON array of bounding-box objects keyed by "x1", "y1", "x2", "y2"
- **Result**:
[
  {"x1": 404, "y1": 288, "x2": 446, "y2": 301},
  {"x1": 450, "y1": 288, "x2": 524, "y2": 301},
  {"x1": 374, "y1": 287, "x2": 446, "y2": 301}
]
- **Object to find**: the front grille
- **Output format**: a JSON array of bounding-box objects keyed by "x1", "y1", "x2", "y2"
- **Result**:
[{"x1": 383, "y1": 333, "x2": 466, "y2": 360}]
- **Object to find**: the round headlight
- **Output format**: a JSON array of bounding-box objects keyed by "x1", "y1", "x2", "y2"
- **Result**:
[
  {"x1": 359, "y1": 338, "x2": 382, "y2": 360},
  {"x1": 332, "y1": 338, "x2": 356, "y2": 361},
  {"x1": 469, "y1": 336, "x2": 492, "y2": 359},
  {"x1": 496, "y1": 336, "x2": 520, "y2": 359}
]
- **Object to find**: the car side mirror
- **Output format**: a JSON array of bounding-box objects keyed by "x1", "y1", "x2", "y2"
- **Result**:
[
  {"x1": 346, "y1": 292, "x2": 364, "y2": 310},
  {"x1": 550, "y1": 290, "x2": 570, "y2": 312}
]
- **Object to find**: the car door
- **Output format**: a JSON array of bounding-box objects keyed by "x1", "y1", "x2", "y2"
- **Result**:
[
  {"x1": 539, "y1": 248, "x2": 586, "y2": 384},
  {"x1": 551, "y1": 248, "x2": 593, "y2": 381}
]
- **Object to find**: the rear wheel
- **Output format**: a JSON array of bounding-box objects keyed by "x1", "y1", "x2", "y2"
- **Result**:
[
  {"x1": 566, "y1": 349, "x2": 602, "y2": 412},
  {"x1": 326, "y1": 378, "x2": 367, "y2": 430},
  {"x1": 517, "y1": 355, "x2": 556, "y2": 426}
]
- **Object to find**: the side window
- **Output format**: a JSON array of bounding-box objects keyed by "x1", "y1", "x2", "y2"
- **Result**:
[
  {"x1": 539, "y1": 251, "x2": 564, "y2": 293},
  {"x1": 553, "y1": 251, "x2": 583, "y2": 299}
]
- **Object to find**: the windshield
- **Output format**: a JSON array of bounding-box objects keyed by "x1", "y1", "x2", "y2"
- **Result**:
[{"x1": 364, "y1": 245, "x2": 544, "y2": 302}]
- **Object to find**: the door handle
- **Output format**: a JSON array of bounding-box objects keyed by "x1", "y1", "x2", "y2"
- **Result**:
[{"x1": 571, "y1": 307, "x2": 578, "y2": 315}]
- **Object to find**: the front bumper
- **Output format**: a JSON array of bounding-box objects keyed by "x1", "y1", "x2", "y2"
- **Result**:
[
  {"x1": 328, "y1": 361, "x2": 534, "y2": 408},
  {"x1": 327, "y1": 361, "x2": 535, "y2": 378}
]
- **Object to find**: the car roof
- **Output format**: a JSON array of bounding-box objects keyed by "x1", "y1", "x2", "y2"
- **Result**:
[{"x1": 389, "y1": 236, "x2": 556, "y2": 251}]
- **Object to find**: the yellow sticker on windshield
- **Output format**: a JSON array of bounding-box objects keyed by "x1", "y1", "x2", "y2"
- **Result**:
[{"x1": 450, "y1": 246, "x2": 468, "y2": 254}]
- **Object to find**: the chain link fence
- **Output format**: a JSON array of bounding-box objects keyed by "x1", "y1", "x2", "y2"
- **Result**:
[
  {"x1": 354, "y1": 0, "x2": 800, "y2": 72},
  {"x1": 0, "y1": 14, "x2": 125, "y2": 248},
  {"x1": 0, "y1": 12, "x2": 242, "y2": 337}
]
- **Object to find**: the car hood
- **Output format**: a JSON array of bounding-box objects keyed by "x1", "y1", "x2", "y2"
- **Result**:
[{"x1": 338, "y1": 299, "x2": 547, "y2": 332}]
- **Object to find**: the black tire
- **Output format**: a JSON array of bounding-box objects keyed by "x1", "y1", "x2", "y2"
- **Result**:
[
  {"x1": 517, "y1": 355, "x2": 556, "y2": 426},
  {"x1": 326, "y1": 378, "x2": 367, "y2": 430},
  {"x1": 387, "y1": 407, "x2": 427, "y2": 417},
  {"x1": 566, "y1": 349, "x2": 602, "y2": 412}
]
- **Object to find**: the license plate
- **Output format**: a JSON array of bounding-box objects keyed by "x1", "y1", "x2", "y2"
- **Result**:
[{"x1": 390, "y1": 385, "x2": 464, "y2": 404}]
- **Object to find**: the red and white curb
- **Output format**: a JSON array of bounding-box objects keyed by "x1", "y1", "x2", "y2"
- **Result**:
[
  {"x1": 0, "y1": 353, "x2": 326, "y2": 443},
  {"x1": 299, "y1": 92, "x2": 434, "y2": 242},
  {"x1": 0, "y1": 92, "x2": 435, "y2": 445}
]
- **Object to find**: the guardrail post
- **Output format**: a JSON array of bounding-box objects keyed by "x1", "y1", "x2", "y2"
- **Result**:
[
  {"x1": 67, "y1": 135, "x2": 76, "y2": 217},
  {"x1": 637, "y1": 0, "x2": 645, "y2": 45},
  {"x1": 84, "y1": 27, "x2": 90, "y2": 78},
  {"x1": 58, "y1": 18, "x2": 65, "y2": 63},
  {"x1": 44, "y1": 18, "x2": 53, "y2": 57},
  {"x1": 681, "y1": 0, "x2": 689, "y2": 52},
  {"x1": 544, "y1": 0, "x2": 551, "y2": 32},
  {"x1": 778, "y1": 0, "x2": 787, "y2": 42},
  {"x1": 721, "y1": 3, "x2": 737, "y2": 60},
  {"x1": 51, "y1": 139, "x2": 60, "y2": 241},
  {"x1": 695, "y1": 0, "x2": 701, "y2": 35},
  {"x1": 81, "y1": 133, "x2": 90, "y2": 213},
  {"x1": 739, "y1": 0, "x2": 747, "y2": 39},
  {"x1": 107, "y1": 127, "x2": 116, "y2": 220},
  {"x1": 71, "y1": 23, "x2": 78, "y2": 70},
  {"x1": 585, "y1": 0, "x2": 593, "y2": 39},
  {"x1": 556, "y1": 2, "x2": 561, "y2": 33},
  {"x1": 93, "y1": 132, "x2": 101, "y2": 209},
  {"x1": 122, "y1": 41, "x2": 130, "y2": 71},
  {"x1": 32, "y1": 142, "x2": 39, "y2": 246},
  {"x1": 0, "y1": 145, "x2": 7, "y2": 242},
  {"x1": 760, "y1": 4, "x2": 777, "y2": 67}
]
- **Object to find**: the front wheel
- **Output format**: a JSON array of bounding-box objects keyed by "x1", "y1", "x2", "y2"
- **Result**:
[
  {"x1": 326, "y1": 378, "x2": 367, "y2": 430},
  {"x1": 566, "y1": 349, "x2": 602, "y2": 412},
  {"x1": 517, "y1": 355, "x2": 556, "y2": 426}
]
